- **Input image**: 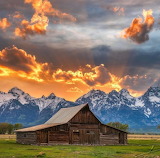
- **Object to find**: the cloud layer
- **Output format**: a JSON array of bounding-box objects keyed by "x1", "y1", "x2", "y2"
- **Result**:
[{"x1": 0, "y1": 46, "x2": 159, "y2": 98}]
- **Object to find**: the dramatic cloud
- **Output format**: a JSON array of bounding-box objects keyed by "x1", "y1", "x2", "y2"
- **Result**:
[
  {"x1": 0, "y1": 46, "x2": 53, "y2": 82},
  {"x1": 25, "y1": 0, "x2": 76, "y2": 21},
  {"x1": 14, "y1": 15, "x2": 49, "y2": 38},
  {"x1": 53, "y1": 64, "x2": 112, "y2": 86},
  {"x1": 0, "y1": 47, "x2": 113, "y2": 87},
  {"x1": 121, "y1": 9, "x2": 155, "y2": 43},
  {"x1": 0, "y1": 18, "x2": 11, "y2": 30},
  {"x1": 120, "y1": 74, "x2": 158, "y2": 96},
  {"x1": 14, "y1": 0, "x2": 76, "y2": 38}
]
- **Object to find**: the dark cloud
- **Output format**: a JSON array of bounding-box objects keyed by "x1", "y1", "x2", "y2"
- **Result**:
[
  {"x1": 84, "y1": 64, "x2": 112, "y2": 86},
  {"x1": 0, "y1": 46, "x2": 38, "y2": 72},
  {"x1": 121, "y1": 75, "x2": 157, "y2": 91}
]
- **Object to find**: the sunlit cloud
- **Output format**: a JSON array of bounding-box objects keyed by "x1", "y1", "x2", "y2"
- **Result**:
[
  {"x1": 14, "y1": 0, "x2": 76, "y2": 38},
  {"x1": 53, "y1": 64, "x2": 112, "y2": 86},
  {"x1": 0, "y1": 46, "x2": 53, "y2": 82},
  {"x1": 121, "y1": 9, "x2": 155, "y2": 43},
  {"x1": 67, "y1": 87, "x2": 83, "y2": 93},
  {"x1": 25, "y1": 0, "x2": 76, "y2": 22},
  {"x1": 0, "y1": 46, "x2": 159, "y2": 98},
  {"x1": 0, "y1": 18, "x2": 11, "y2": 30}
]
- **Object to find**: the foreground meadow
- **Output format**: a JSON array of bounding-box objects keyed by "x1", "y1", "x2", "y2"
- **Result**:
[{"x1": 0, "y1": 139, "x2": 160, "y2": 158}]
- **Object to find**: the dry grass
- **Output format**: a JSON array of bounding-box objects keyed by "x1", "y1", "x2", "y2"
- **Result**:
[
  {"x1": 128, "y1": 134, "x2": 160, "y2": 140},
  {"x1": 0, "y1": 134, "x2": 16, "y2": 139}
]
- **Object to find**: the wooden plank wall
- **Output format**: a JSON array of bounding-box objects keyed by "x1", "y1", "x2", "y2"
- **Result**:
[
  {"x1": 100, "y1": 124, "x2": 127, "y2": 145},
  {"x1": 48, "y1": 131, "x2": 69, "y2": 144},
  {"x1": 36, "y1": 124, "x2": 69, "y2": 144},
  {"x1": 70, "y1": 106, "x2": 99, "y2": 124},
  {"x1": 70, "y1": 124, "x2": 100, "y2": 144},
  {"x1": 16, "y1": 132, "x2": 37, "y2": 144}
]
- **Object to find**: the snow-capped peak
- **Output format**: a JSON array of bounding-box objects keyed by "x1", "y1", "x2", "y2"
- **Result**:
[
  {"x1": 119, "y1": 89, "x2": 134, "y2": 99},
  {"x1": 8, "y1": 87, "x2": 25, "y2": 95},
  {"x1": 8, "y1": 87, "x2": 32, "y2": 105},
  {"x1": 47, "y1": 93, "x2": 56, "y2": 99},
  {"x1": 82, "y1": 89, "x2": 107, "y2": 98}
]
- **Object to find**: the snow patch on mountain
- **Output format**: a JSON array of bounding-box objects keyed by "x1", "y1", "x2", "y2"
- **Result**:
[
  {"x1": 144, "y1": 108, "x2": 152, "y2": 117},
  {"x1": 0, "y1": 92, "x2": 16, "y2": 106},
  {"x1": 149, "y1": 96, "x2": 160, "y2": 103},
  {"x1": 135, "y1": 98, "x2": 145, "y2": 107},
  {"x1": 8, "y1": 87, "x2": 33, "y2": 105}
]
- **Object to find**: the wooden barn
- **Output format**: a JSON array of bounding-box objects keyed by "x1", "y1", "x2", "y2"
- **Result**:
[{"x1": 16, "y1": 104, "x2": 127, "y2": 145}]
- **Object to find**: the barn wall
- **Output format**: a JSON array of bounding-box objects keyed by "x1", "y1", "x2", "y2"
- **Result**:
[
  {"x1": 69, "y1": 124, "x2": 100, "y2": 144},
  {"x1": 36, "y1": 124, "x2": 69, "y2": 144},
  {"x1": 70, "y1": 106, "x2": 99, "y2": 124},
  {"x1": 16, "y1": 132, "x2": 37, "y2": 144},
  {"x1": 100, "y1": 125, "x2": 127, "y2": 145}
]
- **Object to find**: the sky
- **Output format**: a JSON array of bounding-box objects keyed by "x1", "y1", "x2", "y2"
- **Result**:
[{"x1": 0, "y1": 0, "x2": 160, "y2": 101}]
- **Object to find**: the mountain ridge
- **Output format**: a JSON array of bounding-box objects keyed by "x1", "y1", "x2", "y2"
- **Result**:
[{"x1": 0, "y1": 87, "x2": 160, "y2": 132}]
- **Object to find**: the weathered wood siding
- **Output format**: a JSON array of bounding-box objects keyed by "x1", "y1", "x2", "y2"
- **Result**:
[
  {"x1": 69, "y1": 124, "x2": 100, "y2": 144},
  {"x1": 36, "y1": 124, "x2": 69, "y2": 144},
  {"x1": 16, "y1": 132, "x2": 37, "y2": 144},
  {"x1": 100, "y1": 124, "x2": 127, "y2": 145},
  {"x1": 70, "y1": 106, "x2": 99, "y2": 124}
]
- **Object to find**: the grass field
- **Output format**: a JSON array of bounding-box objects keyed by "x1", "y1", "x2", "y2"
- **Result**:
[
  {"x1": 0, "y1": 139, "x2": 160, "y2": 158},
  {"x1": 1, "y1": 134, "x2": 160, "y2": 140}
]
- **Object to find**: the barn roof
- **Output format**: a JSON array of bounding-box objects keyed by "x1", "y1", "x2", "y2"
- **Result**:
[
  {"x1": 45, "y1": 103, "x2": 87, "y2": 124},
  {"x1": 15, "y1": 103, "x2": 127, "y2": 133},
  {"x1": 15, "y1": 104, "x2": 88, "y2": 132},
  {"x1": 15, "y1": 123, "x2": 64, "y2": 132}
]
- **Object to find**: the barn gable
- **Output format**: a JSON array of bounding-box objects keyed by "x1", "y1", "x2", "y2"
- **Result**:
[{"x1": 69, "y1": 104, "x2": 100, "y2": 124}]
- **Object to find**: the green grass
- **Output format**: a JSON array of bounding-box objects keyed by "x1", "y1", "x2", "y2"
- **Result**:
[{"x1": 0, "y1": 140, "x2": 160, "y2": 158}]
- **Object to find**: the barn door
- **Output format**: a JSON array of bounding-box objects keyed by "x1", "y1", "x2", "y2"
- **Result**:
[
  {"x1": 71, "y1": 130, "x2": 80, "y2": 144},
  {"x1": 37, "y1": 131, "x2": 48, "y2": 143},
  {"x1": 85, "y1": 130, "x2": 99, "y2": 144},
  {"x1": 119, "y1": 133, "x2": 124, "y2": 144}
]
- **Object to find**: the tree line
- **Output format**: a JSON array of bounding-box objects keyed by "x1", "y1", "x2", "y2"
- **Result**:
[
  {"x1": 107, "y1": 122, "x2": 129, "y2": 132},
  {"x1": 0, "y1": 123, "x2": 23, "y2": 134},
  {"x1": 107, "y1": 122, "x2": 160, "y2": 132}
]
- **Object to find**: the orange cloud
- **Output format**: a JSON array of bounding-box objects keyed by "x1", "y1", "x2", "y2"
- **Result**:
[
  {"x1": 121, "y1": 9, "x2": 155, "y2": 43},
  {"x1": 0, "y1": 18, "x2": 11, "y2": 30},
  {"x1": 112, "y1": 7, "x2": 125, "y2": 15},
  {"x1": 53, "y1": 64, "x2": 114, "y2": 87},
  {"x1": 14, "y1": 15, "x2": 49, "y2": 38},
  {"x1": 25, "y1": 0, "x2": 76, "y2": 22},
  {"x1": 14, "y1": 0, "x2": 76, "y2": 38},
  {"x1": 67, "y1": 87, "x2": 83, "y2": 93},
  {"x1": 13, "y1": 12, "x2": 24, "y2": 19}
]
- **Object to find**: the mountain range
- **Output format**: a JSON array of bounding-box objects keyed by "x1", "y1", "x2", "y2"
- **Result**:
[{"x1": 0, "y1": 87, "x2": 160, "y2": 133}]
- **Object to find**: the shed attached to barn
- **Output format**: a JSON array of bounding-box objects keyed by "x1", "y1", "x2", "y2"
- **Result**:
[{"x1": 16, "y1": 104, "x2": 127, "y2": 145}]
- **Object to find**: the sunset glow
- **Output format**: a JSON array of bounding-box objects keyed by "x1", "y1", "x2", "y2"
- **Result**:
[{"x1": 0, "y1": 0, "x2": 159, "y2": 101}]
